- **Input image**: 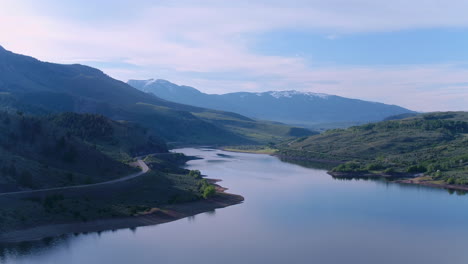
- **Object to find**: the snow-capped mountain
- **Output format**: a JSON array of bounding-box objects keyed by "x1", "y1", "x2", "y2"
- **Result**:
[{"x1": 128, "y1": 79, "x2": 415, "y2": 128}]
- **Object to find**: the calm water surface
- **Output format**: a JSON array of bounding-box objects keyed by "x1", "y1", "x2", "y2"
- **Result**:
[{"x1": 2, "y1": 148, "x2": 468, "y2": 264}]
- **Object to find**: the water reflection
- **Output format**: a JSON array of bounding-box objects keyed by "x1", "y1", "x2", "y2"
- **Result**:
[
  {"x1": 278, "y1": 158, "x2": 338, "y2": 170},
  {"x1": 216, "y1": 153, "x2": 235, "y2": 158},
  {"x1": 206, "y1": 159, "x2": 230, "y2": 163}
]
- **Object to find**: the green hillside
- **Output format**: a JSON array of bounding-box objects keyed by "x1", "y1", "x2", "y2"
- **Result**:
[
  {"x1": 279, "y1": 112, "x2": 468, "y2": 185},
  {"x1": 0, "y1": 111, "x2": 167, "y2": 192}
]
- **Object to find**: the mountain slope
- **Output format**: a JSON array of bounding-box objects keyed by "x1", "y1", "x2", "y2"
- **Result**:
[
  {"x1": 278, "y1": 112, "x2": 468, "y2": 186},
  {"x1": 128, "y1": 79, "x2": 415, "y2": 128},
  {"x1": 0, "y1": 46, "x2": 312, "y2": 144}
]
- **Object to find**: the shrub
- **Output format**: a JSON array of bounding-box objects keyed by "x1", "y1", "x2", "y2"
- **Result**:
[
  {"x1": 188, "y1": 170, "x2": 202, "y2": 179},
  {"x1": 43, "y1": 194, "x2": 64, "y2": 209},
  {"x1": 406, "y1": 165, "x2": 426, "y2": 173},
  {"x1": 202, "y1": 185, "x2": 216, "y2": 199},
  {"x1": 446, "y1": 177, "x2": 456, "y2": 184},
  {"x1": 366, "y1": 163, "x2": 385, "y2": 171},
  {"x1": 332, "y1": 162, "x2": 366, "y2": 172}
]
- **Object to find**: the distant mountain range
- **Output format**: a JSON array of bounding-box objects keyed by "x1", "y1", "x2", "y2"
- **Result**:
[
  {"x1": 128, "y1": 79, "x2": 416, "y2": 129},
  {"x1": 0, "y1": 46, "x2": 313, "y2": 145}
]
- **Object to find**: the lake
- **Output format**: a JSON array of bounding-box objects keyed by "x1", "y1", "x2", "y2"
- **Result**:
[{"x1": 2, "y1": 148, "x2": 468, "y2": 264}]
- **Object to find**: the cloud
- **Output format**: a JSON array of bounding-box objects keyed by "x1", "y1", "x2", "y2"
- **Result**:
[{"x1": 0, "y1": 0, "x2": 467, "y2": 111}]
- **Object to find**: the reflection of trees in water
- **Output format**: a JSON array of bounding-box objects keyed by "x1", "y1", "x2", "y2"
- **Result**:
[
  {"x1": 279, "y1": 158, "x2": 336, "y2": 170},
  {"x1": 0, "y1": 234, "x2": 72, "y2": 261},
  {"x1": 205, "y1": 209, "x2": 216, "y2": 216},
  {"x1": 0, "y1": 226, "x2": 144, "y2": 262},
  {"x1": 447, "y1": 189, "x2": 467, "y2": 196},
  {"x1": 216, "y1": 153, "x2": 235, "y2": 159},
  {"x1": 331, "y1": 175, "x2": 467, "y2": 196},
  {"x1": 331, "y1": 176, "x2": 374, "y2": 181}
]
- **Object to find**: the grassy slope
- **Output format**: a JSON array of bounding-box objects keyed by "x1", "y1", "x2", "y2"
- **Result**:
[
  {"x1": 279, "y1": 112, "x2": 468, "y2": 185},
  {"x1": 193, "y1": 111, "x2": 314, "y2": 144},
  {"x1": 0, "y1": 112, "x2": 167, "y2": 192}
]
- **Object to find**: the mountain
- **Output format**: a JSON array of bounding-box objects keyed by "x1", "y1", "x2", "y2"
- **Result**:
[
  {"x1": 277, "y1": 112, "x2": 468, "y2": 186},
  {"x1": 128, "y1": 79, "x2": 416, "y2": 129},
  {"x1": 0, "y1": 46, "x2": 313, "y2": 145}
]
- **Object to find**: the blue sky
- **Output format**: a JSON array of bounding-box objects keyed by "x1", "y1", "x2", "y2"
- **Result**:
[
  {"x1": 0, "y1": 0, "x2": 467, "y2": 111},
  {"x1": 252, "y1": 29, "x2": 468, "y2": 65}
]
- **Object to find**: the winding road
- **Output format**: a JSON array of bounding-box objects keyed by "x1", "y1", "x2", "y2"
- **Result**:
[{"x1": 0, "y1": 158, "x2": 150, "y2": 198}]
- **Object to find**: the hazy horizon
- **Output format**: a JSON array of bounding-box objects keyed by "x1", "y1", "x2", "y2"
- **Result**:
[{"x1": 1, "y1": 0, "x2": 467, "y2": 111}]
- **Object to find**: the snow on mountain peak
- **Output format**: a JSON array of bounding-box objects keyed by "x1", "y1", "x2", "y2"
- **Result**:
[
  {"x1": 143, "y1": 79, "x2": 174, "y2": 87},
  {"x1": 257, "y1": 90, "x2": 330, "y2": 99}
]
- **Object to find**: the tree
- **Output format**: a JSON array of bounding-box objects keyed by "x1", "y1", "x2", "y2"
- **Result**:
[
  {"x1": 19, "y1": 171, "x2": 33, "y2": 188},
  {"x1": 63, "y1": 146, "x2": 77, "y2": 163},
  {"x1": 66, "y1": 172, "x2": 74, "y2": 183},
  {"x1": 8, "y1": 163, "x2": 16, "y2": 176}
]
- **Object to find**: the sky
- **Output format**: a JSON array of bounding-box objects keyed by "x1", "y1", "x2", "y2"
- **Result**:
[{"x1": 0, "y1": 0, "x2": 467, "y2": 111}]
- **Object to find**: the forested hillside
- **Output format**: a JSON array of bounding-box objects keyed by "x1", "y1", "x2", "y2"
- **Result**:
[{"x1": 0, "y1": 111, "x2": 167, "y2": 192}]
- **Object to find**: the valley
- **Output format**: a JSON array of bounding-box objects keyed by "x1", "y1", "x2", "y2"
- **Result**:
[
  {"x1": 0, "y1": 46, "x2": 466, "y2": 250},
  {"x1": 2, "y1": 2, "x2": 468, "y2": 263}
]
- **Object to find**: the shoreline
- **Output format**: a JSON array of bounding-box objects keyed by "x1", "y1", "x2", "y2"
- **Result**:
[
  {"x1": 0, "y1": 181, "x2": 244, "y2": 244},
  {"x1": 274, "y1": 155, "x2": 344, "y2": 165},
  {"x1": 221, "y1": 147, "x2": 276, "y2": 155},
  {"x1": 328, "y1": 171, "x2": 412, "y2": 179},
  {"x1": 394, "y1": 177, "x2": 468, "y2": 192}
]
